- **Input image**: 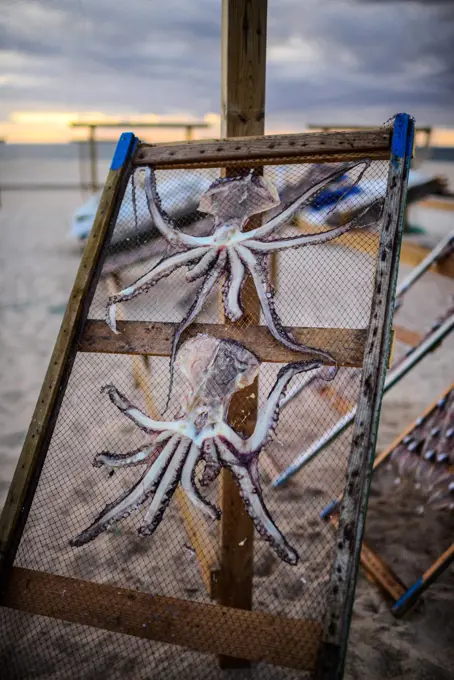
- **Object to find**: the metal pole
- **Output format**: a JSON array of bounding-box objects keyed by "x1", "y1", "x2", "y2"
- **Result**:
[{"x1": 395, "y1": 229, "x2": 454, "y2": 305}]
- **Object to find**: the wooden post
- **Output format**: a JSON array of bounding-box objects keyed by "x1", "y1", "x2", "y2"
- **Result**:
[
  {"x1": 78, "y1": 140, "x2": 84, "y2": 195},
  {"x1": 89, "y1": 125, "x2": 98, "y2": 192},
  {"x1": 217, "y1": 0, "x2": 267, "y2": 669},
  {"x1": 185, "y1": 125, "x2": 193, "y2": 142}
]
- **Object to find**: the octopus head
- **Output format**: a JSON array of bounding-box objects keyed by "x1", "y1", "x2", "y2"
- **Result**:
[
  {"x1": 198, "y1": 171, "x2": 280, "y2": 228},
  {"x1": 176, "y1": 334, "x2": 260, "y2": 420}
]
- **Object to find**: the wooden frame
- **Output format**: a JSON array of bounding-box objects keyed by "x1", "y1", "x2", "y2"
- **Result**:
[
  {"x1": 3, "y1": 567, "x2": 321, "y2": 670},
  {"x1": 0, "y1": 115, "x2": 414, "y2": 679}
]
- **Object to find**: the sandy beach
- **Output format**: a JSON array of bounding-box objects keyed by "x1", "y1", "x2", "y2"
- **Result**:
[{"x1": 0, "y1": 160, "x2": 453, "y2": 679}]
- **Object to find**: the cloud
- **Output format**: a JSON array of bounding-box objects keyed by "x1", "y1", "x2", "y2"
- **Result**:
[{"x1": 0, "y1": 0, "x2": 453, "y2": 138}]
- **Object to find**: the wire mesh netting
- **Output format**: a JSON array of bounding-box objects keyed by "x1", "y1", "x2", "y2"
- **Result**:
[{"x1": 1, "y1": 155, "x2": 391, "y2": 679}]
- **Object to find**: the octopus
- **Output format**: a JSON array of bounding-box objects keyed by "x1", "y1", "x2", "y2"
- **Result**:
[
  {"x1": 106, "y1": 161, "x2": 383, "y2": 407},
  {"x1": 70, "y1": 335, "x2": 334, "y2": 564}
]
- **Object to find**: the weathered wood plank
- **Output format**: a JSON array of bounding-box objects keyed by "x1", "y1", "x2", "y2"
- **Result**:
[
  {"x1": 140, "y1": 151, "x2": 390, "y2": 171},
  {"x1": 79, "y1": 320, "x2": 367, "y2": 366},
  {"x1": 3, "y1": 568, "x2": 322, "y2": 671},
  {"x1": 0, "y1": 134, "x2": 138, "y2": 590},
  {"x1": 133, "y1": 129, "x2": 391, "y2": 168},
  {"x1": 315, "y1": 114, "x2": 415, "y2": 680}
]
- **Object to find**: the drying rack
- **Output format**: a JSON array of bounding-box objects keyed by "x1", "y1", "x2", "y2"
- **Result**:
[{"x1": 0, "y1": 116, "x2": 414, "y2": 679}]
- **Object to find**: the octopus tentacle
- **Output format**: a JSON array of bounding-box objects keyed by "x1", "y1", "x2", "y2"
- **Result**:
[
  {"x1": 281, "y1": 364, "x2": 338, "y2": 408},
  {"x1": 144, "y1": 168, "x2": 214, "y2": 249},
  {"x1": 246, "y1": 198, "x2": 384, "y2": 253},
  {"x1": 248, "y1": 455, "x2": 262, "y2": 495},
  {"x1": 181, "y1": 441, "x2": 221, "y2": 520},
  {"x1": 224, "y1": 247, "x2": 245, "y2": 321},
  {"x1": 139, "y1": 437, "x2": 192, "y2": 536},
  {"x1": 105, "y1": 247, "x2": 209, "y2": 333},
  {"x1": 101, "y1": 384, "x2": 183, "y2": 435},
  {"x1": 93, "y1": 431, "x2": 174, "y2": 468},
  {"x1": 186, "y1": 249, "x2": 219, "y2": 282},
  {"x1": 245, "y1": 360, "x2": 326, "y2": 453},
  {"x1": 165, "y1": 250, "x2": 227, "y2": 412},
  {"x1": 197, "y1": 421, "x2": 245, "y2": 450},
  {"x1": 214, "y1": 437, "x2": 298, "y2": 565},
  {"x1": 239, "y1": 159, "x2": 371, "y2": 242},
  {"x1": 236, "y1": 245, "x2": 337, "y2": 366},
  {"x1": 200, "y1": 439, "x2": 222, "y2": 486},
  {"x1": 94, "y1": 445, "x2": 157, "y2": 469},
  {"x1": 70, "y1": 434, "x2": 181, "y2": 546}
]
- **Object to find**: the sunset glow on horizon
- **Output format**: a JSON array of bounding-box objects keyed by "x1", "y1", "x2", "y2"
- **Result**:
[{"x1": 2, "y1": 110, "x2": 454, "y2": 146}]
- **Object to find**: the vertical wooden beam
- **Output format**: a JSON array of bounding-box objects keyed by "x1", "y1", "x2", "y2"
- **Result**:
[
  {"x1": 185, "y1": 125, "x2": 193, "y2": 142},
  {"x1": 89, "y1": 125, "x2": 98, "y2": 192},
  {"x1": 78, "y1": 140, "x2": 87, "y2": 196},
  {"x1": 217, "y1": 0, "x2": 267, "y2": 669}
]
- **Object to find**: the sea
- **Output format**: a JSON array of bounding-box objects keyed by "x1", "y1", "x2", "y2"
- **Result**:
[
  {"x1": 0, "y1": 142, "x2": 118, "y2": 190},
  {"x1": 1, "y1": 142, "x2": 454, "y2": 190}
]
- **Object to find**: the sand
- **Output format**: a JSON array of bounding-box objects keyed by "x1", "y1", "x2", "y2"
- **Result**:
[{"x1": 0, "y1": 162, "x2": 453, "y2": 679}]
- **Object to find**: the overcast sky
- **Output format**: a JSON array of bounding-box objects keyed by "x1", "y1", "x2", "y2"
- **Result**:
[{"x1": 1, "y1": 0, "x2": 454, "y2": 140}]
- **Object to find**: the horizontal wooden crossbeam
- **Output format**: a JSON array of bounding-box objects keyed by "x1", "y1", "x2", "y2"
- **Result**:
[
  {"x1": 79, "y1": 320, "x2": 367, "y2": 366},
  {"x1": 3, "y1": 568, "x2": 322, "y2": 671},
  {"x1": 133, "y1": 130, "x2": 391, "y2": 169}
]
